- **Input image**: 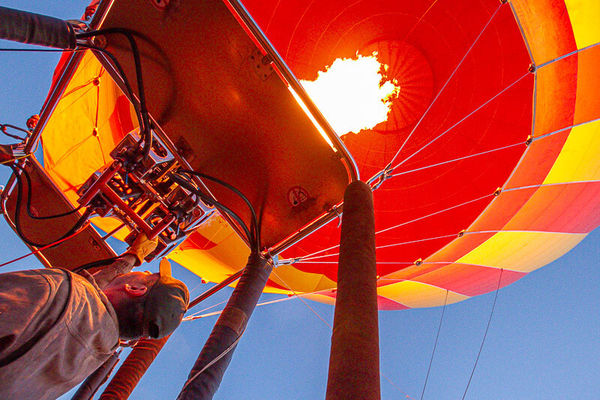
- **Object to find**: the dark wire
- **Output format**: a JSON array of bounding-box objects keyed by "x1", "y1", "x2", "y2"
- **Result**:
[
  {"x1": 173, "y1": 171, "x2": 259, "y2": 252},
  {"x1": 12, "y1": 163, "x2": 84, "y2": 219},
  {"x1": 7, "y1": 164, "x2": 91, "y2": 248},
  {"x1": 76, "y1": 28, "x2": 152, "y2": 158},
  {"x1": 178, "y1": 169, "x2": 261, "y2": 253},
  {"x1": 169, "y1": 173, "x2": 254, "y2": 249}
]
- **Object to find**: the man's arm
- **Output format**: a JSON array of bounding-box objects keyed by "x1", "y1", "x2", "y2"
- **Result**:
[{"x1": 92, "y1": 234, "x2": 158, "y2": 289}]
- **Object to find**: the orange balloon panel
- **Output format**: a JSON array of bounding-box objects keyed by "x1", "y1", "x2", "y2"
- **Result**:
[{"x1": 41, "y1": 51, "x2": 137, "y2": 238}]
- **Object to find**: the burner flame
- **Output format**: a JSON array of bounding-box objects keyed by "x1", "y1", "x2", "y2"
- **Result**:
[{"x1": 300, "y1": 53, "x2": 400, "y2": 136}]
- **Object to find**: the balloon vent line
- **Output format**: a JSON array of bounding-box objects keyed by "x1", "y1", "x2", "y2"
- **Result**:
[
  {"x1": 183, "y1": 297, "x2": 291, "y2": 321},
  {"x1": 389, "y1": 142, "x2": 525, "y2": 178},
  {"x1": 296, "y1": 261, "x2": 415, "y2": 265},
  {"x1": 381, "y1": 373, "x2": 418, "y2": 400},
  {"x1": 271, "y1": 268, "x2": 333, "y2": 330},
  {"x1": 300, "y1": 234, "x2": 458, "y2": 262},
  {"x1": 389, "y1": 71, "x2": 529, "y2": 173},
  {"x1": 185, "y1": 299, "x2": 228, "y2": 321},
  {"x1": 375, "y1": 193, "x2": 494, "y2": 236},
  {"x1": 272, "y1": 262, "x2": 413, "y2": 399},
  {"x1": 301, "y1": 224, "x2": 581, "y2": 264},
  {"x1": 402, "y1": 0, "x2": 441, "y2": 42},
  {"x1": 385, "y1": 2, "x2": 504, "y2": 170}
]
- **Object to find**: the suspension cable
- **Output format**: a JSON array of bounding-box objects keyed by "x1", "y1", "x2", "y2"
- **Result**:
[
  {"x1": 420, "y1": 290, "x2": 449, "y2": 400},
  {"x1": 385, "y1": 2, "x2": 504, "y2": 171},
  {"x1": 461, "y1": 269, "x2": 504, "y2": 400},
  {"x1": 0, "y1": 226, "x2": 88, "y2": 268}
]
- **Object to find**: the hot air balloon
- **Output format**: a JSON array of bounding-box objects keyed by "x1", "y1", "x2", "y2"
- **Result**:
[
  {"x1": 20, "y1": 0, "x2": 598, "y2": 309},
  {"x1": 1, "y1": 0, "x2": 599, "y2": 398}
]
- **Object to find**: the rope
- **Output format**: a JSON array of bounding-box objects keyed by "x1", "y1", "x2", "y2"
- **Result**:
[
  {"x1": 183, "y1": 297, "x2": 297, "y2": 321},
  {"x1": 420, "y1": 290, "x2": 449, "y2": 400},
  {"x1": 271, "y1": 269, "x2": 333, "y2": 329},
  {"x1": 385, "y1": 2, "x2": 504, "y2": 170},
  {"x1": 301, "y1": 233, "x2": 458, "y2": 262},
  {"x1": 0, "y1": 226, "x2": 88, "y2": 268},
  {"x1": 296, "y1": 192, "x2": 493, "y2": 262},
  {"x1": 390, "y1": 71, "x2": 529, "y2": 172},
  {"x1": 183, "y1": 299, "x2": 228, "y2": 321},
  {"x1": 182, "y1": 269, "x2": 417, "y2": 398},
  {"x1": 461, "y1": 269, "x2": 504, "y2": 400},
  {"x1": 389, "y1": 141, "x2": 525, "y2": 178},
  {"x1": 271, "y1": 270, "x2": 417, "y2": 398}
]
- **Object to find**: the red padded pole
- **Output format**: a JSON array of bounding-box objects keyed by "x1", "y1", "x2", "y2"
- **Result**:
[
  {"x1": 71, "y1": 351, "x2": 120, "y2": 400},
  {"x1": 326, "y1": 181, "x2": 380, "y2": 400},
  {"x1": 99, "y1": 336, "x2": 170, "y2": 400},
  {"x1": 178, "y1": 254, "x2": 272, "y2": 400}
]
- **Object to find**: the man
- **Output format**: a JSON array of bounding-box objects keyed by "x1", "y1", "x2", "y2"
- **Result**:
[{"x1": 0, "y1": 234, "x2": 189, "y2": 399}]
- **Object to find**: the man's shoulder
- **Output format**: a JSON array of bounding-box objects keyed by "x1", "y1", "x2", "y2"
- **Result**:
[
  {"x1": 0, "y1": 268, "x2": 101, "y2": 293},
  {"x1": 0, "y1": 267, "x2": 69, "y2": 281},
  {"x1": 0, "y1": 268, "x2": 70, "y2": 301}
]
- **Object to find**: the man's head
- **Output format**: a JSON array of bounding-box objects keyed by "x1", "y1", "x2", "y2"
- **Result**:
[{"x1": 103, "y1": 260, "x2": 189, "y2": 340}]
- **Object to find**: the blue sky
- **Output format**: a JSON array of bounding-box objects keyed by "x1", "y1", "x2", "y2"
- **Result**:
[{"x1": 1, "y1": 1, "x2": 599, "y2": 399}]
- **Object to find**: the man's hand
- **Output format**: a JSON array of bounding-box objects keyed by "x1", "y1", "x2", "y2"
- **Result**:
[
  {"x1": 92, "y1": 234, "x2": 158, "y2": 289},
  {"x1": 125, "y1": 233, "x2": 158, "y2": 266}
]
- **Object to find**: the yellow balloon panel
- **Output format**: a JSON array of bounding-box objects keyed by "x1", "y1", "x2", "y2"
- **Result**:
[
  {"x1": 456, "y1": 231, "x2": 586, "y2": 272},
  {"x1": 270, "y1": 265, "x2": 336, "y2": 294},
  {"x1": 543, "y1": 118, "x2": 600, "y2": 184},
  {"x1": 377, "y1": 281, "x2": 469, "y2": 309},
  {"x1": 564, "y1": 0, "x2": 600, "y2": 49},
  {"x1": 168, "y1": 215, "x2": 250, "y2": 284}
]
